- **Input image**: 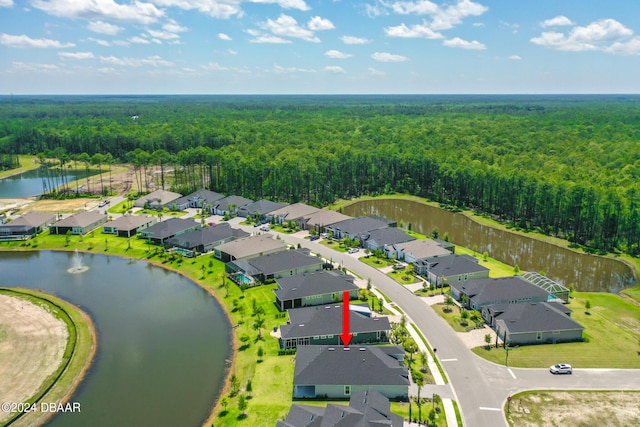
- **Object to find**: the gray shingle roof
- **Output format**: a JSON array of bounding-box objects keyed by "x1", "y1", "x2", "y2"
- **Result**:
[
  {"x1": 364, "y1": 228, "x2": 415, "y2": 247},
  {"x1": 215, "y1": 195, "x2": 254, "y2": 211},
  {"x1": 274, "y1": 270, "x2": 358, "y2": 301},
  {"x1": 280, "y1": 305, "x2": 391, "y2": 340},
  {"x1": 451, "y1": 276, "x2": 550, "y2": 305},
  {"x1": 239, "y1": 199, "x2": 289, "y2": 216},
  {"x1": 268, "y1": 203, "x2": 321, "y2": 220},
  {"x1": 494, "y1": 302, "x2": 584, "y2": 333},
  {"x1": 142, "y1": 217, "x2": 198, "y2": 239},
  {"x1": 215, "y1": 233, "x2": 287, "y2": 259},
  {"x1": 294, "y1": 346, "x2": 408, "y2": 386},
  {"x1": 8, "y1": 212, "x2": 57, "y2": 228},
  {"x1": 165, "y1": 222, "x2": 248, "y2": 248},
  {"x1": 394, "y1": 239, "x2": 451, "y2": 260},
  {"x1": 248, "y1": 249, "x2": 322, "y2": 275},
  {"x1": 53, "y1": 211, "x2": 107, "y2": 228},
  {"x1": 103, "y1": 215, "x2": 156, "y2": 231},
  {"x1": 171, "y1": 188, "x2": 225, "y2": 207},
  {"x1": 426, "y1": 254, "x2": 489, "y2": 277},
  {"x1": 328, "y1": 216, "x2": 390, "y2": 236},
  {"x1": 133, "y1": 190, "x2": 183, "y2": 207},
  {"x1": 302, "y1": 210, "x2": 351, "y2": 228}
]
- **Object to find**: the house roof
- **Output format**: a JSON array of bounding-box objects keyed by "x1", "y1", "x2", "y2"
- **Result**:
[
  {"x1": 171, "y1": 188, "x2": 225, "y2": 207},
  {"x1": 215, "y1": 233, "x2": 287, "y2": 259},
  {"x1": 8, "y1": 211, "x2": 57, "y2": 228},
  {"x1": 280, "y1": 305, "x2": 391, "y2": 340},
  {"x1": 302, "y1": 209, "x2": 351, "y2": 228},
  {"x1": 494, "y1": 302, "x2": 584, "y2": 334},
  {"x1": 53, "y1": 211, "x2": 107, "y2": 228},
  {"x1": 248, "y1": 248, "x2": 322, "y2": 276},
  {"x1": 238, "y1": 199, "x2": 289, "y2": 216},
  {"x1": 294, "y1": 345, "x2": 409, "y2": 387},
  {"x1": 133, "y1": 190, "x2": 183, "y2": 207},
  {"x1": 393, "y1": 239, "x2": 451, "y2": 259},
  {"x1": 327, "y1": 216, "x2": 391, "y2": 236},
  {"x1": 425, "y1": 254, "x2": 489, "y2": 277},
  {"x1": 450, "y1": 276, "x2": 550, "y2": 305},
  {"x1": 268, "y1": 203, "x2": 321, "y2": 220},
  {"x1": 364, "y1": 228, "x2": 415, "y2": 247},
  {"x1": 278, "y1": 390, "x2": 402, "y2": 427},
  {"x1": 165, "y1": 223, "x2": 248, "y2": 249},
  {"x1": 215, "y1": 195, "x2": 254, "y2": 211},
  {"x1": 141, "y1": 217, "x2": 198, "y2": 239},
  {"x1": 274, "y1": 270, "x2": 358, "y2": 301},
  {"x1": 103, "y1": 215, "x2": 156, "y2": 231}
]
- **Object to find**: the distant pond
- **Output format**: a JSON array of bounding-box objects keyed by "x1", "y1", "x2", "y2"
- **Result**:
[
  {"x1": 344, "y1": 199, "x2": 636, "y2": 293},
  {"x1": 0, "y1": 169, "x2": 95, "y2": 198},
  {"x1": 0, "y1": 251, "x2": 230, "y2": 427}
]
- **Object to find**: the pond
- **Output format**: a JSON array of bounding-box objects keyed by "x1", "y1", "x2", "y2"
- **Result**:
[
  {"x1": 343, "y1": 199, "x2": 636, "y2": 293},
  {"x1": 0, "y1": 169, "x2": 96, "y2": 198},
  {"x1": 0, "y1": 251, "x2": 230, "y2": 427}
]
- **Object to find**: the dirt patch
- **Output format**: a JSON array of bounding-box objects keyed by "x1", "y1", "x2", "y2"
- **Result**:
[
  {"x1": 508, "y1": 391, "x2": 640, "y2": 427},
  {"x1": 0, "y1": 294, "x2": 69, "y2": 424}
]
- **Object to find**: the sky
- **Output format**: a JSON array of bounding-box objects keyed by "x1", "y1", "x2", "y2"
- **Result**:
[{"x1": 1, "y1": 0, "x2": 640, "y2": 94}]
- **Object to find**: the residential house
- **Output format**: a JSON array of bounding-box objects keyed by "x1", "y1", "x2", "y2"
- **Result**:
[
  {"x1": 274, "y1": 270, "x2": 359, "y2": 311},
  {"x1": 214, "y1": 233, "x2": 287, "y2": 262},
  {"x1": 277, "y1": 389, "x2": 403, "y2": 427},
  {"x1": 169, "y1": 189, "x2": 224, "y2": 212},
  {"x1": 297, "y1": 209, "x2": 351, "y2": 232},
  {"x1": 293, "y1": 346, "x2": 409, "y2": 400},
  {"x1": 266, "y1": 203, "x2": 321, "y2": 225},
  {"x1": 422, "y1": 254, "x2": 490, "y2": 285},
  {"x1": 164, "y1": 223, "x2": 249, "y2": 255},
  {"x1": 212, "y1": 195, "x2": 254, "y2": 216},
  {"x1": 237, "y1": 199, "x2": 289, "y2": 219},
  {"x1": 520, "y1": 272, "x2": 571, "y2": 303},
  {"x1": 385, "y1": 239, "x2": 452, "y2": 263},
  {"x1": 228, "y1": 248, "x2": 324, "y2": 284},
  {"x1": 50, "y1": 211, "x2": 107, "y2": 235},
  {"x1": 139, "y1": 217, "x2": 199, "y2": 245},
  {"x1": 0, "y1": 212, "x2": 57, "y2": 240},
  {"x1": 279, "y1": 305, "x2": 391, "y2": 349},
  {"x1": 325, "y1": 216, "x2": 394, "y2": 241},
  {"x1": 133, "y1": 190, "x2": 183, "y2": 210},
  {"x1": 362, "y1": 228, "x2": 415, "y2": 252},
  {"x1": 449, "y1": 276, "x2": 552, "y2": 311},
  {"x1": 489, "y1": 302, "x2": 584, "y2": 345},
  {"x1": 102, "y1": 215, "x2": 157, "y2": 238}
]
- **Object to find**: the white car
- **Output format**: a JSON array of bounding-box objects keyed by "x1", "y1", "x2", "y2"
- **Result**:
[
  {"x1": 348, "y1": 248, "x2": 359, "y2": 254},
  {"x1": 549, "y1": 363, "x2": 572, "y2": 374}
]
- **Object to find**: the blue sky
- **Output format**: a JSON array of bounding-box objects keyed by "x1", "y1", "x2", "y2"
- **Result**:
[{"x1": 1, "y1": 0, "x2": 640, "y2": 94}]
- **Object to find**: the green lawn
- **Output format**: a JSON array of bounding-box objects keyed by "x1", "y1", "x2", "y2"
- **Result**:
[
  {"x1": 453, "y1": 246, "x2": 515, "y2": 278},
  {"x1": 318, "y1": 239, "x2": 348, "y2": 253},
  {"x1": 107, "y1": 199, "x2": 134, "y2": 214},
  {"x1": 360, "y1": 256, "x2": 393, "y2": 269},
  {"x1": 432, "y1": 303, "x2": 475, "y2": 333},
  {"x1": 0, "y1": 155, "x2": 40, "y2": 178},
  {"x1": 472, "y1": 291, "x2": 640, "y2": 368},
  {"x1": 387, "y1": 270, "x2": 420, "y2": 285},
  {"x1": 135, "y1": 209, "x2": 187, "y2": 217}
]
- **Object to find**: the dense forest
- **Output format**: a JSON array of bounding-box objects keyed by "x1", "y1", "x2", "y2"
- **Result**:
[{"x1": 1, "y1": 95, "x2": 640, "y2": 255}]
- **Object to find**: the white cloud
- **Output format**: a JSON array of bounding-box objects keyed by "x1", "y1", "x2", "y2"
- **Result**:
[
  {"x1": 509, "y1": 54, "x2": 521, "y2": 60},
  {"x1": 9, "y1": 61, "x2": 59, "y2": 72},
  {"x1": 605, "y1": 36, "x2": 640, "y2": 55},
  {"x1": 381, "y1": 0, "x2": 487, "y2": 31},
  {"x1": 147, "y1": 29, "x2": 179, "y2": 40},
  {"x1": 97, "y1": 66, "x2": 118, "y2": 74},
  {"x1": 250, "y1": 0, "x2": 310, "y2": 11},
  {"x1": 308, "y1": 16, "x2": 334, "y2": 31},
  {"x1": 259, "y1": 14, "x2": 319, "y2": 42},
  {"x1": 368, "y1": 67, "x2": 385, "y2": 76},
  {"x1": 87, "y1": 37, "x2": 112, "y2": 46},
  {"x1": 430, "y1": 0, "x2": 488, "y2": 31},
  {"x1": 324, "y1": 65, "x2": 346, "y2": 73},
  {"x1": 0, "y1": 0, "x2": 14, "y2": 7},
  {"x1": 0, "y1": 33, "x2": 75, "y2": 48},
  {"x1": 218, "y1": 33, "x2": 232, "y2": 41},
  {"x1": 391, "y1": 0, "x2": 438, "y2": 15},
  {"x1": 249, "y1": 34, "x2": 292, "y2": 44},
  {"x1": 341, "y1": 35, "x2": 371, "y2": 44},
  {"x1": 228, "y1": 49, "x2": 237, "y2": 55},
  {"x1": 87, "y1": 20, "x2": 123, "y2": 35},
  {"x1": 58, "y1": 51, "x2": 95, "y2": 59},
  {"x1": 443, "y1": 37, "x2": 486, "y2": 50},
  {"x1": 162, "y1": 19, "x2": 187, "y2": 33},
  {"x1": 324, "y1": 49, "x2": 352, "y2": 59},
  {"x1": 201, "y1": 62, "x2": 228, "y2": 71},
  {"x1": 32, "y1": 0, "x2": 164, "y2": 25},
  {"x1": 385, "y1": 22, "x2": 442, "y2": 39},
  {"x1": 148, "y1": 0, "x2": 309, "y2": 19},
  {"x1": 472, "y1": 22, "x2": 484, "y2": 27},
  {"x1": 100, "y1": 55, "x2": 174, "y2": 67},
  {"x1": 371, "y1": 52, "x2": 409, "y2": 62},
  {"x1": 129, "y1": 36, "x2": 151, "y2": 44},
  {"x1": 541, "y1": 15, "x2": 575, "y2": 28},
  {"x1": 273, "y1": 64, "x2": 316, "y2": 73},
  {"x1": 531, "y1": 18, "x2": 634, "y2": 53}
]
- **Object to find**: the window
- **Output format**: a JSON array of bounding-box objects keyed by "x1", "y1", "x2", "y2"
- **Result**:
[
  {"x1": 536, "y1": 332, "x2": 542, "y2": 340},
  {"x1": 344, "y1": 385, "x2": 351, "y2": 396}
]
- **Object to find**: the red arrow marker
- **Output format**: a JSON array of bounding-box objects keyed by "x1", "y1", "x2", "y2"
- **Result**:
[{"x1": 340, "y1": 290, "x2": 353, "y2": 347}]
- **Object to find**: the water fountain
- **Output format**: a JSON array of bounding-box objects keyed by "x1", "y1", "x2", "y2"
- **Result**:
[{"x1": 68, "y1": 249, "x2": 89, "y2": 274}]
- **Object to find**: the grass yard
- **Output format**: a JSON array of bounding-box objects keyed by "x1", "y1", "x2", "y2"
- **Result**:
[
  {"x1": 318, "y1": 239, "x2": 348, "y2": 253},
  {"x1": 135, "y1": 208, "x2": 187, "y2": 217},
  {"x1": 360, "y1": 255, "x2": 393, "y2": 268},
  {"x1": 453, "y1": 246, "x2": 515, "y2": 278},
  {"x1": 432, "y1": 303, "x2": 476, "y2": 333},
  {"x1": 388, "y1": 270, "x2": 420, "y2": 285},
  {"x1": 0, "y1": 155, "x2": 40, "y2": 178},
  {"x1": 472, "y1": 291, "x2": 640, "y2": 368},
  {"x1": 107, "y1": 199, "x2": 134, "y2": 214}
]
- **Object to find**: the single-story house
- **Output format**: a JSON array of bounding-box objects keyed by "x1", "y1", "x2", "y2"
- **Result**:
[
  {"x1": 385, "y1": 239, "x2": 452, "y2": 262},
  {"x1": 139, "y1": 217, "x2": 200, "y2": 245},
  {"x1": 325, "y1": 216, "x2": 394, "y2": 241},
  {"x1": 228, "y1": 248, "x2": 324, "y2": 284},
  {"x1": 164, "y1": 223, "x2": 249, "y2": 255},
  {"x1": 237, "y1": 199, "x2": 289, "y2": 219},
  {"x1": 297, "y1": 209, "x2": 351, "y2": 232},
  {"x1": 50, "y1": 211, "x2": 107, "y2": 235},
  {"x1": 274, "y1": 270, "x2": 359, "y2": 311},
  {"x1": 449, "y1": 276, "x2": 552, "y2": 311},
  {"x1": 214, "y1": 233, "x2": 287, "y2": 262},
  {"x1": 422, "y1": 254, "x2": 490, "y2": 285},
  {"x1": 279, "y1": 305, "x2": 391, "y2": 349},
  {"x1": 490, "y1": 302, "x2": 584, "y2": 345},
  {"x1": 0, "y1": 212, "x2": 57, "y2": 240},
  {"x1": 133, "y1": 190, "x2": 183, "y2": 210},
  {"x1": 102, "y1": 215, "x2": 157, "y2": 238},
  {"x1": 520, "y1": 272, "x2": 571, "y2": 303},
  {"x1": 169, "y1": 189, "x2": 225, "y2": 212},
  {"x1": 362, "y1": 228, "x2": 415, "y2": 252},
  {"x1": 266, "y1": 203, "x2": 321, "y2": 225},
  {"x1": 212, "y1": 195, "x2": 254, "y2": 216},
  {"x1": 293, "y1": 346, "x2": 409, "y2": 400},
  {"x1": 277, "y1": 389, "x2": 403, "y2": 427}
]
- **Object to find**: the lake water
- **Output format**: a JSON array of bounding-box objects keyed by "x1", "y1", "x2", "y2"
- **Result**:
[
  {"x1": 0, "y1": 169, "x2": 95, "y2": 198},
  {"x1": 344, "y1": 199, "x2": 636, "y2": 293},
  {"x1": 0, "y1": 251, "x2": 231, "y2": 427}
]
